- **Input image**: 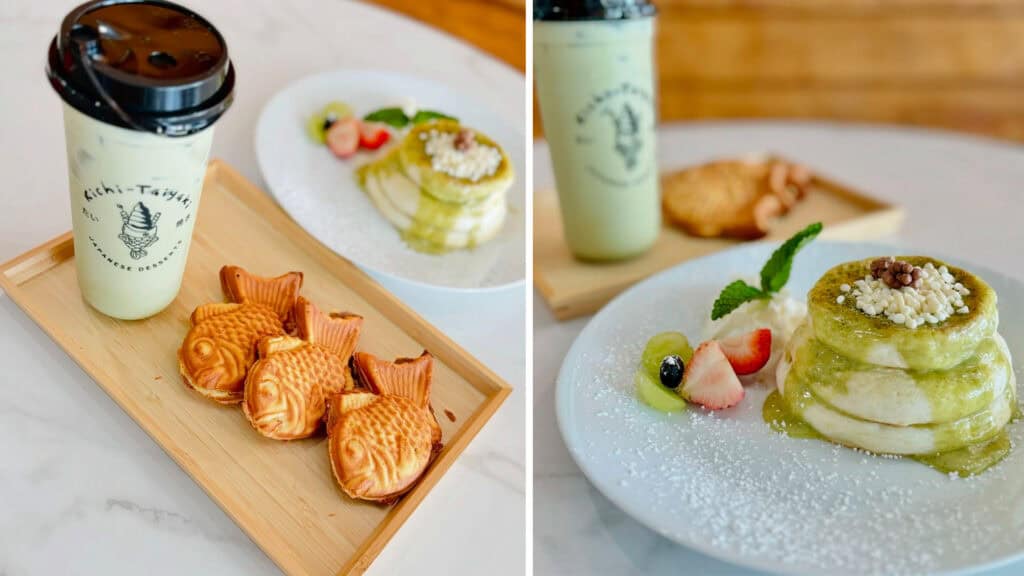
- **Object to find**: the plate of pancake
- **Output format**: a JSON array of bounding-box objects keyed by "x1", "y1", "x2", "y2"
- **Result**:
[
  {"x1": 556, "y1": 241, "x2": 1024, "y2": 576},
  {"x1": 256, "y1": 69, "x2": 525, "y2": 292}
]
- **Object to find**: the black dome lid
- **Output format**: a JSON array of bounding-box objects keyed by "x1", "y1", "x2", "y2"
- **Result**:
[
  {"x1": 535, "y1": 0, "x2": 656, "y2": 21},
  {"x1": 46, "y1": 0, "x2": 234, "y2": 136}
]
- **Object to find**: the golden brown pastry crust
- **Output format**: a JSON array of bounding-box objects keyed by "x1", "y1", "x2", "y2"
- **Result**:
[
  {"x1": 178, "y1": 266, "x2": 303, "y2": 404},
  {"x1": 242, "y1": 297, "x2": 363, "y2": 440},
  {"x1": 662, "y1": 159, "x2": 811, "y2": 240},
  {"x1": 327, "y1": 351, "x2": 442, "y2": 504}
]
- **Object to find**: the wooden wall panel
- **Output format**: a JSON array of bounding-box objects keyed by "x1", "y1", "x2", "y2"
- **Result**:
[
  {"x1": 535, "y1": 0, "x2": 1024, "y2": 142},
  {"x1": 656, "y1": 18, "x2": 1024, "y2": 82},
  {"x1": 365, "y1": 0, "x2": 526, "y2": 71}
]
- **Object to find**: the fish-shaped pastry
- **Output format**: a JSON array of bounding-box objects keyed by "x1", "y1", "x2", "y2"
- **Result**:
[
  {"x1": 327, "y1": 351, "x2": 442, "y2": 504},
  {"x1": 178, "y1": 266, "x2": 303, "y2": 404},
  {"x1": 243, "y1": 297, "x2": 363, "y2": 440}
]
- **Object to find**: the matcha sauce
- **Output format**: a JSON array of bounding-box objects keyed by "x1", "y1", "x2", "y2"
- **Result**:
[{"x1": 762, "y1": 390, "x2": 1013, "y2": 477}]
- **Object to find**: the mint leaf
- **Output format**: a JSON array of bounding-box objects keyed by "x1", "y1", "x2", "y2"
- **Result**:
[
  {"x1": 711, "y1": 280, "x2": 767, "y2": 321},
  {"x1": 411, "y1": 110, "x2": 457, "y2": 124},
  {"x1": 760, "y1": 222, "x2": 823, "y2": 293},
  {"x1": 364, "y1": 107, "x2": 409, "y2": 129}
]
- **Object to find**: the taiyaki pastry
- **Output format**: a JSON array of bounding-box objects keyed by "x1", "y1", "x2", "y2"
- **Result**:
[
  {"x1": 771, "y1": 256, "x2": 1017, "y2": 476},
  {"x1": 327, "y1": 351, "x2": 442, "y2": 503},
  {"x1": 243, "y1": 297, "x2": 363, "y2": 440},
  {"x1": 662, "y1": 159, "x2": 812, "y2": 240},
  {"x1": 356, "y1": 120, "x2": 513, "y2": 253},
  {"x1": 178, "y1": 266, "x2": 303, "y2": 404}
]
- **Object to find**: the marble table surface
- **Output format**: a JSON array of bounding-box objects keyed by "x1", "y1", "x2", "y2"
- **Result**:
[
  {"x1": 534, "y1": 122, "x2": 1024, "y2": 575},
  {"x1": 0, "y1": 1, "x2": 524, "y2": 575}
]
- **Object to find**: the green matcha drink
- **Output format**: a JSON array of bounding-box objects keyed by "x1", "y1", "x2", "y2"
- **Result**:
[
  {"x1": 46, "y1": 0, "x2": 234, "y2": 320},
  {"x1": 535, "y1": 0, "x2": 659, "y2": 260}
]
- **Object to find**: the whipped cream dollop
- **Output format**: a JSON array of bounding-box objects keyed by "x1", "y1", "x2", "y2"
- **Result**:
[
  {"x1": 421, "y1": 128, "x2": 502, "y2": 182},
  {"x1": 705, "y1": 290, "x2": 807, "y2": 385}
]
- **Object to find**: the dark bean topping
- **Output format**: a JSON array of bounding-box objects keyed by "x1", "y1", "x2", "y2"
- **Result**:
[{"x1": 870, "y1": 257, "x2": 921, "y2": 289}]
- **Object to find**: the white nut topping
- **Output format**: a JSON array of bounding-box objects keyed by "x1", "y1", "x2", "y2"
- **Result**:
[
  {"x1": 422, "y1": 128, "x2": 502, "y2": 182},
  {"x1": 843, "y1": 262, "x2": 969, "y2": 329}
]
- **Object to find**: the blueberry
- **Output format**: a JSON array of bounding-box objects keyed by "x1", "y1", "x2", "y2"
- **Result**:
[
  {"x1": 659, "y1": 354, "x2": 684, "y2": 389},
  {"x1": 322, "y1": 112, "x2": 338, "y2": 132}
]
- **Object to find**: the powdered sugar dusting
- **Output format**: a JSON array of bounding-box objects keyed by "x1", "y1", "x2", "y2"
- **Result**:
[{"x1": 559, "y1": 243, "x2": 1024, "y2": 576}]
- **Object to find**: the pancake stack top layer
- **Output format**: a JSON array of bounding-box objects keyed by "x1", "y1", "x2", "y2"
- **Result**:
[
  {"x1": 357, "y1": 120, "x2": 514, "y2": 253},
  {"x1": 779, "y1": 257, "x2": 1014, "y2": 458},
  {"x1": 808, "y1": 257, "x2": 998, "y2": 371}
]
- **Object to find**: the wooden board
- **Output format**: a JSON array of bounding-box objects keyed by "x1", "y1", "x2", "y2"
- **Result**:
[
  {"x1": 0, "y1": 160, "x2": 511, "y2": 575},
  {"x1": 534, "y1": 158, "x2": 904, "y2": 320}
]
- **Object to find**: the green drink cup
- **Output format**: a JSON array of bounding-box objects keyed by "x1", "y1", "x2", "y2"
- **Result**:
[
  {"x1": 46, "y1": 0, "x2": 234, "y2": 319},
  {"x1": 535, "y1": 0, "x2": 660, "y2": 261}
]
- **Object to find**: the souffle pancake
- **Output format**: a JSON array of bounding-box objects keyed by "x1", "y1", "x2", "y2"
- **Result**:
[
  {"x1": 398, "y1": 120, "x2": 513, "y2": 204},
  {"x1": 356, "y1": 119, "x2": 513, "y2": 253},
  {"x1": 807, "y1": 257, "x2": 998, "y2": 371},
  {"x1": 772, "y1": 256, "x2": 1017, "y2": 475},
  {"x1": 178, "y1": 266, "x2": 303, "y2": 404},
  {"x1": 637, "y1": 225, "x2": 1016, "y2": 479},
  {"x1": 358, "y1": 148, "x2": 507, "y2": 252},
  {"x1": 327, "y1": 351, "x2": 442, "y2": 503},
  {"x1": 243, "y1": 297, "x2": 363, "y2": 440}
]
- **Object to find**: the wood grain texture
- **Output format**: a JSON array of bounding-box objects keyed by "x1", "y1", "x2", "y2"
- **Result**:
[
  {"x1": 534, "y1": 0, "x2": 1024, "y2": 141},
  {"x1": 0, "y1": 161, "x2": 511, "y2": 576},
  {"x1": 534, "y1": 157, "x2": 905, "y2": 320},
  {"x1": 365, "y1": 0, "x2": 526, "y2": 71}
]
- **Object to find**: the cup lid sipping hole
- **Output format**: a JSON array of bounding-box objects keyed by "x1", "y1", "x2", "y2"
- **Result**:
[
  {"x1": 47, "y1": 0, "x2": 235, "y2": 137},
  {"x1": 147, "y1": 51, "x2": 178, "y2": 70}
]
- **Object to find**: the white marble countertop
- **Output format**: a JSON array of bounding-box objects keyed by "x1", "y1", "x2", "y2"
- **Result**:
[
  {"x1": 0, "y1": 1, "x2": 524, "y2": 575},
  {"x1": 534, "y1": 122, "x2": 1024, "y2": 575}
]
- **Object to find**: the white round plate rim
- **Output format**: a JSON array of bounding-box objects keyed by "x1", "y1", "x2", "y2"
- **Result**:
[
  {"x1": 556, "y1": 240, "x2": 1024, "y2": 576},
  {"x1": 255, "y1": 68, "x2": 525, "y2": 293}
]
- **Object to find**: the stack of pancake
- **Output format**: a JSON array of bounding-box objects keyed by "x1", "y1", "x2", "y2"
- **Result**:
[
  {"x1": 776, "y1": 258, "x2": 1015, "y2": 457},
  {"x1": 356, "y1": 120, "x2": 513, "y2": 254}
]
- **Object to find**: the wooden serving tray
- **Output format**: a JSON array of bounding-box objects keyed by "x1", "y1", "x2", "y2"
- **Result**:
[
  {"x1": 0, "y1": 160, "x2": 511, "y2": 575},
  {"x1": 535, "y1": 157, "x2": 904, "y2": 320}
]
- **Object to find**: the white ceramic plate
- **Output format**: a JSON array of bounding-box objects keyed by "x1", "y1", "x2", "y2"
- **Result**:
[
  {"x1": 255, "y1": 69, "x2": 525, "y2": 292},
  {"x1": 557, "y1": 241, "x2": 1024, "y2": 576}
]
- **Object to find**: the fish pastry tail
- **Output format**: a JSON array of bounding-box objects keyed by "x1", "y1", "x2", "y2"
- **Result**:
[
  {"x1": 326, "y1": 391, "x2": 378, "y2": 430},
  {"x1": 294, "y1": 297, "x2": 363, "y2": 360},
  {"x1": 256, "y1": 334, "x2": 305, "y2": 358},
  {"x1": 353, "y1": 351, "x2": 433, "y2": 409},
  {"x1": 219, "y1": 265, "x2": 303, "y2": 320}
]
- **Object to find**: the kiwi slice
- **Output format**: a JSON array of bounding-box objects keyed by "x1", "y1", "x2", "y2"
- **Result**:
[
  {"x1": 635, "y1": 370, "x2": 687, "y2": 413},
  {"x1": 307, "y1": 101, "x2": 354, "y2": 144},
  {"x1": 640, "y1": 331, "x2": 694, "y2": 379}
]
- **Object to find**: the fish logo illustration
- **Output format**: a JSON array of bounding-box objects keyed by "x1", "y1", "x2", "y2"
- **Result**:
[
  {"x1": 117, "y1": 202, "x2": 161, "y2": 260},
  {"x1": 603, "y1": 103, "x2": 643, "y2": 170}
]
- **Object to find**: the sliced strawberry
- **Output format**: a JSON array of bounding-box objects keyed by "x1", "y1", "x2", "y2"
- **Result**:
[
  {"x1": 358, "y1": 121, "x2": 391, "y2": 150},
  {"x1": 681, "y1": 341, "x2": 744, "y2": 410},
  {"x1": 325, "y1": 116, "x2": 360, "y2": 158},
  {"x1": 718, "y1": 328, "x2": 772, "y2": 375}
]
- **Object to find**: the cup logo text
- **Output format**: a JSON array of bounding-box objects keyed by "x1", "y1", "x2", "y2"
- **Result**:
[
  {"x1": 78, "y1": 182, "x2": 194, "y2": 272},
  {"x1": 574, "y1": 82, "x2": 654, "y2": 188}
]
